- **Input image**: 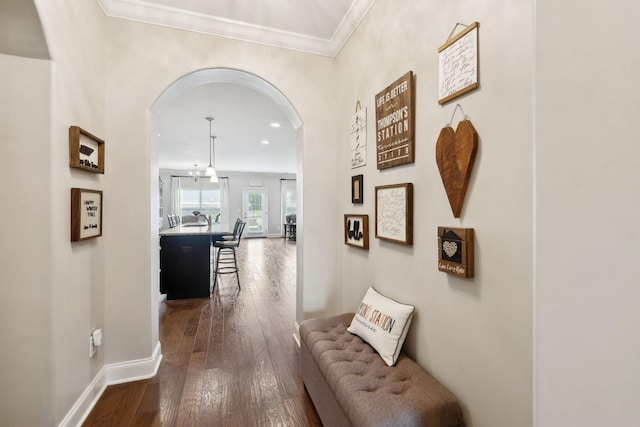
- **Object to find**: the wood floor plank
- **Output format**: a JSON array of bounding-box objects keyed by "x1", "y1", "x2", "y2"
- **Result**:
[{"x1": 84, "y1": 238, "x2": 319, "y2": 426}]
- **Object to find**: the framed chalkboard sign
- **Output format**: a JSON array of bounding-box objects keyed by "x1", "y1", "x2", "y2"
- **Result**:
[
  {"x1": 375, "y1": 183, "x2": 413, "y2": 245},
  {"x1": 438, "y1": 22, "x2": 479, "y2": 105},
  {"x1": 69, "y1": 126, "x2": 105, "y2": 173}
]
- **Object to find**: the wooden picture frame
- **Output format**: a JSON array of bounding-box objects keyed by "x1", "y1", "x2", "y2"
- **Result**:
[
  {"x1": 69, "y1": 126, "x2": 105, "y2": 173},
  {"x1": 71, "y1": 188, "x2": 103, "y2": 241},
  {"x1": 438, "y1": 227, "x2": 474, "y2": 278},
  {"x1": 375, "y1": 183, "x2": 413, "y2": 245},
  {"x1": 375, "y1": 71, "x2": 415, "y2": 169},
  {"x1": 438, "y1": 22, "x2": 479, "y2": 105},
  {"x1": 351, "y1": 174, "x2": 363, "y2": 204},
  {"x1": 344, "y1": 214, "x2": 369, "y2": 249}
]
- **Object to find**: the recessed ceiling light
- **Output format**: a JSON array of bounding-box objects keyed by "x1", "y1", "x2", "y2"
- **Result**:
[
  {"x1": 270, "y1": 122, "x2": 280, "y2": 128},
  {"x1": 261, "y1": 140, "x2": 270, "y2": 144}
]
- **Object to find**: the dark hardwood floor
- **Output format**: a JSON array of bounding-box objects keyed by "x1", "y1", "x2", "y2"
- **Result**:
[{"x1": 83, "y1": 237, "x2": 321, "y2": 426}]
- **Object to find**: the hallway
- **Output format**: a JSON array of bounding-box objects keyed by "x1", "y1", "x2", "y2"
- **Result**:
[{"x1": 83, "y1": 238, "x2": 321, "y2": 426}]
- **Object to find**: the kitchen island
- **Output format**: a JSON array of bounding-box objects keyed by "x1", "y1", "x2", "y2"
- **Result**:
[{"x1": 159, "y1": 225, "x2": 225, "y2": 300}]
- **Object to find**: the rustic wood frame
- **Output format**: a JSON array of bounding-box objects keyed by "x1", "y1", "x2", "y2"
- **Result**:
[
  {"x1": 69, "y1": 126, "x2": 105, "y2": 173},
  {"x1": 438, "y1": 227, "x2": 474, "y2": 278},
  {"x1": 438, "y1": 22, "x2": 479, "y2": 105},
  {"x1": 375, "y1": 183, "x2": 413, "y2": 245},
  {"x1": 344, "y1": 214, "x2": 369, "y2": 249},
  {"x1": 71, "y1": 188, "x2": 103, "y2": 241},
  {"x1": 375, "y1": 71, "x2": 415, "y2": 169}
]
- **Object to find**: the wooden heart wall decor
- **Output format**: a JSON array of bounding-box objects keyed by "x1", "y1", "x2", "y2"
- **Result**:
[{"x1": 435, "y1": 119, "x2": 478, "y2": 218}]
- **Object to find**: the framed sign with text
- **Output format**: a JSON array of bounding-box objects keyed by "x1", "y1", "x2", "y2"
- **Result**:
[
  {"x1": 69, "y1": 126, "x2": 105, "y2": 173},
  {"x1": 438, "y1": 227, "x2": 474, "y2": 278},
  {"x1": 375, "y1": 71, "x2": 415, "y2": 169},
  {"x1": 438, "y1": 22, "x2": 479, "y2": 105},
  {"x1": 71, "y1": 188, "x2": 103, "y2": 241},
  {"x1": 375, "y1": 183, "x2": 413, "y2": 245},
  {"x1": 344, "y1": 214, "x2": 369, "y2": 249},
  {"x1": 351, "y1": 174, "x2": 363, "y2": 204}
]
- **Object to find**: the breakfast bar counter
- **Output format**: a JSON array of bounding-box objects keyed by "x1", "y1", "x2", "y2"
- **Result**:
[{"x1": 159, "y1": 226, "x2": 225, "y2": 300}]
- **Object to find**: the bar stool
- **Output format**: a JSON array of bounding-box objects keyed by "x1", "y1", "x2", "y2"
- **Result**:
[{"x1": 212, "y1": 221, "x2": 246, "y2": 292}]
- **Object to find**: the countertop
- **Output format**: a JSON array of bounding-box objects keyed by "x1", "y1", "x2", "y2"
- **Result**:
[{"x1": 159, "y1": 225, "x2": 223, "y2": 237}]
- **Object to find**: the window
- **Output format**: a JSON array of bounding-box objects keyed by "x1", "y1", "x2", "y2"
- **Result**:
[
  {"x1": 285, "y1": 188, "x2": 296, "y2": 215},
  {"x1": 180, "y1": 188, "x2": 221, "y2": 225}
]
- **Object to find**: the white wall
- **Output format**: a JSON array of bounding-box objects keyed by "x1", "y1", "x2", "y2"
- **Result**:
[
  {"x1": 5, "y1": 1, "x2": 639, "y2": 426},
  {"x1": 535, "y1": 1, "x2": 640, "y2": 425},
  {"x1": 33, "y1": 0, "x2": 107, "y2": 423},
  {"x1": 103, "y1": 18, "x2": 338, "y2": 366},
  {"x1": 0, "y1": 53, "x2": 52, "y2": 427},
  {"x1": 334, "y1": 1, "x2": 534, "y2": 426}
]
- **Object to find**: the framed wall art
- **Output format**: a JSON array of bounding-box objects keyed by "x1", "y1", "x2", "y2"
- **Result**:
[
  {"x1": 69, "y1": 126, "x2": 105, "y2": 173},
  {"x1": 438, "y1": 227, "x2": 474, "y2": 278},
  {"x1": 344, "y1": 214, "x2": 369, "y2": 249},
  {"x1": 350, "y1": 105, "x2": 367, "y2": 168},
  {"x1": 438, "y1": 22, "x2": 479, "y2": 105},
  {"x1": 351, "y1": 174, "x2": 363, "y2": 204},
  {"x1": 375, "y1": 183, "x2": 413, "y2": 245},
  {"x1": 71, "y1": 188, "x2": 103, "y2": 241},
  {"x1": 375, "y1": 71, "x2": 415, "y2": 169}
]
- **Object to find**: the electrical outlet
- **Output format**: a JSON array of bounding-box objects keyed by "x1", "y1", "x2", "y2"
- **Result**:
[{"x1": 89, "y1": 335, "x2": 96, "y2": 358}]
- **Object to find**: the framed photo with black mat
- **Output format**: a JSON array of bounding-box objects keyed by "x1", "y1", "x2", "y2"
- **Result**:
[
  {"x1": 69, "y1": 126, "x2": 105, "y2": 173},
  {"x1": 351, "y1": 175, "x2": 363, "y2": 204}
]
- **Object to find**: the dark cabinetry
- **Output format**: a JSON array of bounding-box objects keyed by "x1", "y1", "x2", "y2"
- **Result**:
[{"x1": 160, "y1": 234, "x2": 211, "y2": 300}]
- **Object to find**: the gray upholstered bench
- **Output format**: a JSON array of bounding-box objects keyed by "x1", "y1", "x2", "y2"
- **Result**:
[{"x1": 300, "y1": 313, "x2": 464, "y2": 427}]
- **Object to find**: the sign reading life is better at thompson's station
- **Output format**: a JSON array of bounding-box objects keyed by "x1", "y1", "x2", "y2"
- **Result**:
[{"x1": 375, "y1": 71, "x2": 415, "y2": 169}]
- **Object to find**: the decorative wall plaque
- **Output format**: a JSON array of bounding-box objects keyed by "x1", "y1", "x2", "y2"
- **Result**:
[
  {"x1": 438, "y1": 227, "x2": 474, "y2": 278},
  {"x1": 351, "y1": 174, "x2": 363, "y2": 204},
  {"x1": 438, "y1": 22, "x2": 479, "y2": 105},
  {"x1": 344, "y1": 214, "x2": 369, "y2": 249},
  {"x1": 435, "y1": 116, "x2": 478, "y2": 218},
  {"x1": 69, "y1": 126, "x2": 105, "y2": 173},
  {"x1": 375, "y1": 71, "x2": 415, "y2": 169},
  {"x1": 350, "y1": 106, "x2": 367, "y2": 168},
  {"x1": 71, "y1": 188, "x2": 103, "y2": 241},
  {"x1": 375, "y1": 183, "x2": 413, "y2": 245}
]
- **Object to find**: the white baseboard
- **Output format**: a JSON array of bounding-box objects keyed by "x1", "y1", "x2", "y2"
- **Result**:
[{"x1": 59, "y1": 341, "x2": 162, "y2": 427}]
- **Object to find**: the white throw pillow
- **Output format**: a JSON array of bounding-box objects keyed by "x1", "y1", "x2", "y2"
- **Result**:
[{"x1": 347, "y1": 287, "x2": 415, "y2": 366}]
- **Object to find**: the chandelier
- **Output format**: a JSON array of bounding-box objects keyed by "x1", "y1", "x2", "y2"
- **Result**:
[
  {"x1": 205, "y1": 116, "x2": 218, "y2": 183},
  {"x1": 188, "y1": 163, "x2": 201, "y2": 182}
]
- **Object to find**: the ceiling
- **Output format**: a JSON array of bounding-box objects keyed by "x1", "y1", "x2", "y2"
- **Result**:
[
  {"x1": 2, "y1": 1, "x2": 374, "y2": 175},
  {"x1": 96, "y1": 0, "x2": 375, "y2": 175}
]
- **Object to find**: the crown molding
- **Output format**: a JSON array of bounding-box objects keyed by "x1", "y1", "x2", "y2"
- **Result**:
[{"x1": 97, "y1": 0, "x2": 375, "y2": 57}]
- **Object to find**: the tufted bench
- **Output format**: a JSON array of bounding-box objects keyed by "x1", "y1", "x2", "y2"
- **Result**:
[{"x1": 300, "y1": 313, "x2": 464, "y2": 427}]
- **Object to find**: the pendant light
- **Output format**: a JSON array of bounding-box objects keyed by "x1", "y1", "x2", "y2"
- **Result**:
[{"x1": 205, "y1": 116, "x2": 218, "y2": 183}]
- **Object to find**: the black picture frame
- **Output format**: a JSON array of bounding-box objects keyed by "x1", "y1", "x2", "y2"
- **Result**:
[{"x1": 352, "y1": 174, "x2": 363, "y2": 204}]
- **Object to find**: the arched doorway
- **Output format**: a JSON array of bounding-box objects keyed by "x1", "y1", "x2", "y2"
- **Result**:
[{"x1": 150, "y1": 67, "x2": 304, "y2": 327}]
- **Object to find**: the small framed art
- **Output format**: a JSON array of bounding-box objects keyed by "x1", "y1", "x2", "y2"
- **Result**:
[
  {"x1": 351, "y1": 174, "x2": 363, "y2": 204},
  {"x1": 375, "y1": 183, "x2": 413, "y2": 245},
  {"x1": 438, "y1": 227, "x2": 474, "y2": 278},
  {"x1": 69, "y1": 126, "x2": 105, "y2": 173},
  {"x1": 438, "y1": 22, "x2": 479, "y2": 105},
  {"x1": 71, "y1": 188, "x2": 103, "y2": 241},
  {"x1": 344, "y1": 214, "x2": 369, "y2": 249}
]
